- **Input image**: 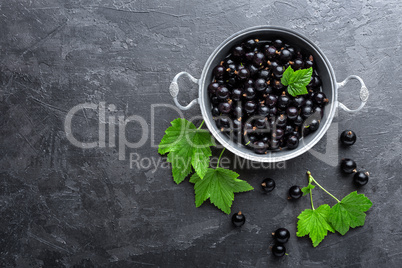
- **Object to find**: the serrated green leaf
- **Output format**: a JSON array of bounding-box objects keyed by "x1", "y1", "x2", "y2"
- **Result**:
[
  {"x1": 280, "y1": 67, "x2": 312, "y2": 97},
  {"x1": 167, "y1": 149, "x2": 192, "y2": 184},
  {"x1": 328, "y1": 191, "x2": 373, "y2": 235},
  {"x1": 287, "y1": 84, "x2": 308, "y2": 97},
  {"x1": 281, "y1": 66, "x2": 294, "y2": 86},
  {"x1": 289, "y1": 67, "x2": 313, "y2": 86},
  {"x1": 297, "y1": 204, "x2": 335, "y2": 247},
  {"x1": 158, "y1": 118, "x2": 191, "y2": 155},
  {"x1": 190, "y1": 168, "x2": 254, "y2": 214},
  {"x1": 159, "y1": 118, "x2": 215, "y2": 182},
  {"x1": 301, "y1": 184, "x2": 315, "y2": 196}
]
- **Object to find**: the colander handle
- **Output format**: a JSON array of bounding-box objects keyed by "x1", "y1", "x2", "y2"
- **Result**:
[
  {"x1": 169, "y1": 72, "x2": 199, "y2": 110},
  {"x1": 337, "y1": 75, "x2": 369, "y2": 113}
]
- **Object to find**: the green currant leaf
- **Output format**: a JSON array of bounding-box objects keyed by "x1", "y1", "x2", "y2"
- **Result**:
[
  {"x1": 190, "y1": 168, "x2": 254, "y2": 214},
  {"x1": 159, "y1": 118, "x2": 215, "y2": 183},
  {"x1": 301, "y1": 184, "x2": 315, "y2": 196},
  {"x1": 281, "y1": 66, "x2": 294, "y2": 86},
  {"x1": 289, "y1": 67, "x2": 313, "y2": 86},
  {"x1": 281, "y1": 67, "x2": 312, "y2": 97},
  {"x1": 297, "y1": 204, "x2": 335, "y2": 247},
  {"x1": 328, "y1": 191, "x2": 373, "y2": 235},
  {"x1": 287, "y1": 84, "x2": 308, "y2": 97}
]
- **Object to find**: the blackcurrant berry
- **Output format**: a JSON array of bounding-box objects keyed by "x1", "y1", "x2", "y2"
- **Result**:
[
  {"x1": 314, "y1": 92, "x2": 328, "y2": 106},
  {"x1": 216, "y1": 86, "x2": 230, "y2": 100},
  {"x1": 244, "y1": 38, "x2": 258, "y2": 51},
  {"x1": 273, "y1": 65, "x2": 284, "y2": 77},
  {"x1": 233, "y1": 106, "x2": 243, "y2": 119},
  {"x1": 308, "y1": 119, "x2": 320, "y2": 132},
  {"x1": 245, "y1": 51, "x2": 255, "y2": 62},
  {"x1": 211, "y1": 107, "x2": 220, "y2": 116},
  {"x1": 254, "y1": 78, "x2": 267, "y2": 93},
  {"x1": 218, "y1": 102, "x2": 232, "y2": 114},
  {"x1": 211, "y1": 96, "x2": 219, "y2": 105},
  {"x1": 232, "y1": 88, "x2": 242, "y2": 101},
  {"x1": 284, "y1": 125, "x2": 295, "y2": 136},
  {"x1": 276, "y1": 114, "x2": 287, "y2": 128},
  {"x1": 266, "y1": 94, "x2": 278, "y2": 107},
  {"x1": 286, "y1": 106, "x2": 298, "y2": 120},
  {"x1": 272, "y1": 244, "x2": 286, "y2": 257},
  {"x1": 270, "y1": 139, "x2": 280, "y2": 150},
  {"x1": 261, "y1": 178, "x2": 276, "y2": 192},
  {"x1": 208, "y1": 82, "x2": 220, "y2": 95},
  {"x1": 314, "y1": 106, "x2": 323, "y2": 118},
  {"x1": 273, "y1": 228, "x2": 290, "y2": 244},
  {"x1": 258, "y1": 105, "x2": 270, "y2": 117},
  {"x1": 268, "y1": 60, "x2": 279, "y2": 70},
  {"x1": 244, "y1": 78, "x2": 254, "y2": 87},
  {"x1": 301, "y1": 105, "x2": 313, "y2": 119},
  {"x1": 232, "y1": 119, "x2": 242, "y2": 132},
  {"x1": 243, "y1": 86, "x2": 256, "y2": 100},
  {"x1": 265, "y1": 46, "x2": 277, "y2": 59},
  {"x1": 254, "y1": 141, "x2": 267, "y2": 154},
  {"x1": 273, "y1": 39, "x2": 284, "y2": 49},
  {"x1": 232, "y1": 45, "x2": 245, "y2": 58},
  {"x1": 340, "y1": 130, "x2": 357, "y2": 146},
  {"x1": 213, "y1": 64, "x2": 225, "y2": 79},
  {"x1": 293, "y1": 115, "x2": 303, "y2": 127},
  {"x1": 232, "y1": 211, "x2": 246, "y2": 227},
  {"x1": 291, "y1": 96, "x2": 305, "y2": 108},
  {"x1": 216, "y1": 117, "x2": 230, "y2": 130},
  {"x1": 286, "y1": 135, "x2": 299, "y2": 150},
  {"x1": 244, "y1": 101, "x2": 256, "y2": 114},
  {"x1": 253, "y1": 52, "x2": 266, "y2": 67},
  {"x1": 244, "y1": 136, "x2": 256, "y2": 149},
  {"x1": 279, "y1": 49, "x2": 292, "y2": 62},
  {"x1": 304, "y1": 98, "x2": 313, "y2": 106},
  {"x1": 272, "y1": 79, "x2": 285, "y2": 91},
  {"x1": 288, "y1": 185, "x2": 302, "y2": 199},
  {"x1": 258, "y1": 68, "x2": 271, "y2": 80},
  {"x1": 255, "y1": 117, "x2": 267, "y2": 129},
  {"x1": 269, "y1": 106, "x2": 278, "y2": 116},
  {"x1": 248, "y1": 64, "x2": 259, "y2": 77},
  {"x1": 237, "y1": 68, "x2": 250, "y2": 80},
  {"x1": 273, "y1": 128, "x2": 284, "y2": 140},
  {"x1": 290, "y1": 58, "x2": 304, "y2": 70},
  {"x1": 353, "y1": 171, "x2": 369, "y2": 186},
  {"x1": 340, "y1": 158, "x2": 357, "y2": 174}
]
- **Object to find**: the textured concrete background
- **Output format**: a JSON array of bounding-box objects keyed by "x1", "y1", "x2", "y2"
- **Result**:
[{"x1": 1, "y1": 0, "x2": 402, "y2": 267}]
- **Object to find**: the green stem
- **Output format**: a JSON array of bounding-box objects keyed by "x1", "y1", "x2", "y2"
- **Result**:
[
  {"x1": 197, "y1": 120, "x2": 205, "y2": 130},
  {"x1": 216, "y1": 148, "x2": 226, "y2": 168},
  {"x1": 310, "y1": 188, "x2": 315, "y2": 210},
  {"x1": 307, "y1": 171, "x2": 340, "y2": 202},
  {"x1": 310, "y1": 176, "x2": 340, "y2": 203}
]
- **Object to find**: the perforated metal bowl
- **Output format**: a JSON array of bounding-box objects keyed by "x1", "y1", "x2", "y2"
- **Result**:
[{"x1": 169, "y1": 26, "x2": 369, "y2": 162}]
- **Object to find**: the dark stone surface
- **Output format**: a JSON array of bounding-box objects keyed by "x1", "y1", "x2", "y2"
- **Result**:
[{"x1": 1, "y1": 0, "x2": 402, "y2": 267}]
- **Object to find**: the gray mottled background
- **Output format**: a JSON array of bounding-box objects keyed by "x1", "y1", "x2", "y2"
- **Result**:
[{"x1": 1, "y1": 0, "x2": 402, "y2": 267}]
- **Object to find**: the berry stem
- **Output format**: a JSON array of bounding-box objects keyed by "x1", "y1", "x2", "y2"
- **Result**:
[
  {"x1": 310, "y1": 187, "x2": 315, "y2": 210},
  {"x1": 216, "y1": 148, "x2": 226, "y2": 168},
  {"x1": 197, "y1": 120, "x2": 205, "y2": 130},
  {"x1": 307, "y1": 171, "x2": 340, "y2": 203}
]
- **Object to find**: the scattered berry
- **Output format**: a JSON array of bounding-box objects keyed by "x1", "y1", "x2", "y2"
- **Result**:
[
  {"x1": 340, "y1": 130, "x2": 357, "y2": 146},
  {"x1": 273, "y1": 228, "x2": 290, "y2": 244},
  {"x1": 272, "y1": 244, "x2": 286, "y2": 257},
  {"x1": 288, "y1": 186, "x2": 302, "y2": 199},
  {"x1": 261, "y1": 178, "x2": 276, "y2": 192},
  {"x1": 232, "y1": 211, "x2": 246, "y2": 227},
  {"x1": 353, "y1": 171, "x2": 369, "y2": 186},
  {"x1": 340, "y1": 158, "x2": 357, "y2": 174}
]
